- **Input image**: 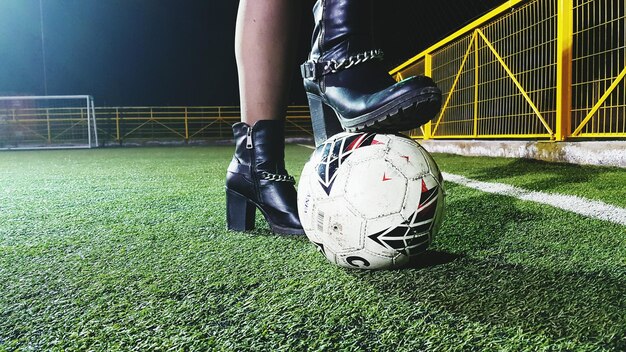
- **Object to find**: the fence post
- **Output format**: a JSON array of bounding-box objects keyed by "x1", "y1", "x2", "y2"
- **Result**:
[
  {"x1": 555, "y1": 0, "x2": 573, "y2": 141},
  {"x1": 11, "y1": 109, "x2": 15, "y2": 146},
  {"x1": 184, "y1": 107, "x2": 189, "y2": 142},
  {"x1": 115, "y1": 108, "x2": 121, "y2": 144},
  {"x1": 423, "y1": 53, "x2": 433, "y2": 140},
  {"x1": 219, "y1": 106, "x2": 223, "y2": 138},
  {"x1": 46, "y1": 108, "x2": 51, "y2": 144},
  {"x1": 473, "y1": 33, "x2": 479, "y2": 138},
  {"x1": 219, "y1": 107, "x2": 223, "y2": 138}
]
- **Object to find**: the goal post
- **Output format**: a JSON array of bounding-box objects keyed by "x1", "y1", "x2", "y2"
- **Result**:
[{"x1": 0, "y1": 95, "x2": 98, "y2": 150}]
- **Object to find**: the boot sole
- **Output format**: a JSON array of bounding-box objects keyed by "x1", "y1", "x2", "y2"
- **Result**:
[
  {"x1": 226, "y1": 188, "x2": 305, "y2": 236},
  {"x1": 343, "y1": 87, "x2": 443, "y2": 132},
  {"x1": 307, "y1": 87, "x2": 442, "y2": 145}
]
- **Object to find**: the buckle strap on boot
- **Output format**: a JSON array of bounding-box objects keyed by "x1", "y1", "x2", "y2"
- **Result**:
[
  {"x1": 301, "y1": 49, "x2": 384, "y2": 80},
  {"x1": 259, "y1": 171, "x2": 296, "y2": 184}
]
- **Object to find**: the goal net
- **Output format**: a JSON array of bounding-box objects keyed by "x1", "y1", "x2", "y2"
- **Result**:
[{"x1": 0, "y1": 95, "x2": 98, "y2": 149}]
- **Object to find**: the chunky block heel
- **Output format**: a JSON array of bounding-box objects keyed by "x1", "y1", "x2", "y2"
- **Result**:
[
  {"x1": 226, "y1": 188, "x2": 256, "y2": 231},
  {"x1": 307, "y1": 94, "x2": 343, "y2": 146},
  {"x1": 226, "y1": 121, "x2": 304, "y2": 235}
]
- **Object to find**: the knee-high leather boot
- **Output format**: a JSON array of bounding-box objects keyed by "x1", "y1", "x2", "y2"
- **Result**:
[
  {"x1": 225, "y1": 120, "x2": 304, "y2": 235},
  {"x1": 302, "y1": 0, "x2": 442, "y2": 145}
]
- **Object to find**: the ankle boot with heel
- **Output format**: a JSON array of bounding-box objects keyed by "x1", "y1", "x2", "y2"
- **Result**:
[
  {"x1": 302, "y1": 0, "x2": 443, "y2": 145},
  {"x1": 226, "y1": 120, "x2": 304, "y2": 235}
]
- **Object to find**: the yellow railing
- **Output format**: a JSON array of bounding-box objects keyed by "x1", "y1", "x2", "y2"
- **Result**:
[
  {"x1": 391, "y1": 0, "x2": 626, "y2": 140},
  {"x1": 94, "y1": 106, "x2": 312, "y2": 144},
  {"x1": 0, "y1": 106, "x2": 312, "y2": 147}
]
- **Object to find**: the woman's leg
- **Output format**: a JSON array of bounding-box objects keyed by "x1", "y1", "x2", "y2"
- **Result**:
[
  {"x1": 235, "y1": 0, "x2": 301, "y2": 125},
  {"x1": 226, "y1": 0, "x2": 304, "y2": 235}
]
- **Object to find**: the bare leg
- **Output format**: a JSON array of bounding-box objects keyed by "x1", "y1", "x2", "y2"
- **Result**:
[
  {"x1": 228, "y1": 0, "x2": 304, "y2": 235},
  {"x1": 235, "y1": 0, "x2": 301, "y2": 125}
]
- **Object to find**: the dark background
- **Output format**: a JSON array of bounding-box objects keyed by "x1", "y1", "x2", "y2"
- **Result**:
[{"x1": 0, "y1": 0, "x2": 506, "y2": 106}]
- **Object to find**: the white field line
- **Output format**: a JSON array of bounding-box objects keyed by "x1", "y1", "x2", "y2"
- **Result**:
[
  {"x1": 442, "y1": 172, "x2": 626, "y2": 226},
  {"x1": 295, "y1": 144, "x2": 626, "y2": 226}
]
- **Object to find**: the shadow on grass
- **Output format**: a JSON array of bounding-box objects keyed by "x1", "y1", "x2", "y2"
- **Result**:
[
  {"x1": 434, "y1": 182, "x2": 545, "y2": 253},
  {"x1": 364, "y1": 257, "x2": 625, "y2": 348},
  {"x1": 405, "y1": 250, "x2": 464, "y2": 270},
  {"x1": 352, "y1": 187, "x2": 626, "y2": 348},
  {"x1": 468, "y1": 157, "x2": 617, "y2": 193}
]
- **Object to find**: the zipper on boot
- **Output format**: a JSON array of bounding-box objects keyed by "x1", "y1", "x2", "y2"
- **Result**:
[{"x1": 246, "y1": 126, "x2": 253, "y2": 149}]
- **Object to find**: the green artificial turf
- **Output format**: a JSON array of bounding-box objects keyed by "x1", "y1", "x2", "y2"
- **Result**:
[{"x1": 0, "y1": 146, "x2": 625, "y2": 351}]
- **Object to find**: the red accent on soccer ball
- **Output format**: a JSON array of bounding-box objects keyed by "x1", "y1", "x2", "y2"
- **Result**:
[{"x1": 346, "y1": 133, "x2": 368, "y2": 151}]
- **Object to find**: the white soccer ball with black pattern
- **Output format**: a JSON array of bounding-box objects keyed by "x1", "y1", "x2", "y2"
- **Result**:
[{"x1": 297, "y1": 132, "x2": 445, "y2": 270}]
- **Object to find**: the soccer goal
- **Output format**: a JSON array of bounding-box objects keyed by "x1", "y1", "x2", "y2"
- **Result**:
[{"x1": 0, "y1": 95, "x2": 98, "y2": 150}]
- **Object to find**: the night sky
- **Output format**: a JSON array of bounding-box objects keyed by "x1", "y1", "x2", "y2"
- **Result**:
[{"x1": 0, "y1": 0, "x2": 505, "y2": 107}]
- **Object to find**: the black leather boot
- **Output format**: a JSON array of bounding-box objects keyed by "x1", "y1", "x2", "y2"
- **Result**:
[
  {"x1": 302, "y1": 0, "x2": 442, "y2": 145},
  {"x1": 225, "y1": 120, "x2": 304, "y2": 235}
]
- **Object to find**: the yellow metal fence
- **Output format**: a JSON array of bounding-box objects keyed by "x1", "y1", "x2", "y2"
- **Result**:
[
  {"x1": 95, "y1": 106, "x2": 312, "y2": 145},
  {"x1": 0, "y1": 106, "x2": 312, "y2": 147},
  {"x1": 391, "y1": 0, "x2": 625, "y2": 140},
  {"x1": 3, "y1": 0, "x2": 622, "y2": 146}
]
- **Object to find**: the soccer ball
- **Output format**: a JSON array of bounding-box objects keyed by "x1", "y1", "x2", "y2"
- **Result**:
[{"x1": 297, "y1": 132, "x2": 445, "y2": 270}]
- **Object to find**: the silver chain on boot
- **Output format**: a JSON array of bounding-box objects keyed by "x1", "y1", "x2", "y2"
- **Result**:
[
  {"x1": 324, "y1": 49, "x2": 384, "y2": 73},
  {"x1": 301, "y1": 49, "x2": 384, "y2": 80},
  {"x1": 259, "y1": 171, "x2": 296, "y2": 183}
]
